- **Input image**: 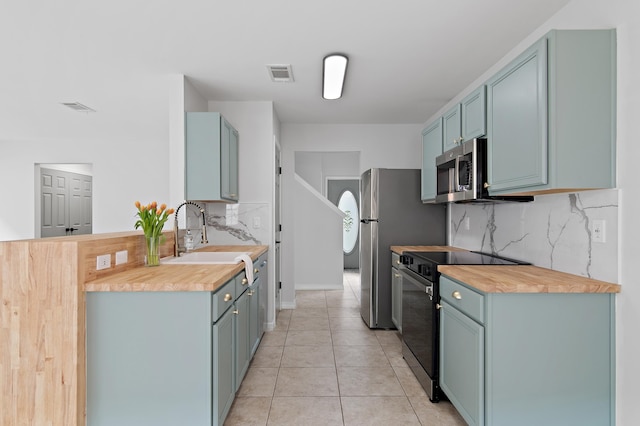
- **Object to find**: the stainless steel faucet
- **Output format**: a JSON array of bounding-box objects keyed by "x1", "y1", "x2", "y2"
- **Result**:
[{"x1": 174, "y1": 201, "x2": 209, "y2": 257}]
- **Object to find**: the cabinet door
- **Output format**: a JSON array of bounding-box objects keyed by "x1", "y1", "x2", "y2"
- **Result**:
[
  {"x1": 440, "y1": 301, "x2": 484, "y2": 426},
  {"x1": 234, "y1": 291, "x2": 251, "y2": 390},
  {"x1": 221, "y1": 118, "x2": 239, "y2": 201},
  {"x1": 461, "y1": 86, "x2": 486, "y2": 140},
  {"x1": 421, "y1": 118, "x2": 443, "y2": 201},
  {"x1": 186, "y1": 112, "x2": 223, "y2": 201},
  {"x1": 213, "y1": 306, "x2": 235, "y2": 425},
  {"x1": 248, "y1": 282, "x2": 260, "y2": 357},
  {"x1": 486, "y1": 38, "x2": 548, "y2": 193},
  {"x1": 257, "y1": 256, "x2": 268, "y2": 338},
  {"x1": 391, "y1": 267, "x2": 402, "y2": 332},
  {"x1": 442, "y1": 104, "x2": 462, "y2": 152}
]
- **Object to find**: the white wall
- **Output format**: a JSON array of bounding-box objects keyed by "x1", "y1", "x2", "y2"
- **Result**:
[
  {"x1": 280, "y1": 123, "x2": 422, "y2": 308},
  {"x1": 422, "y1": 0, "x2": 639, "y2": 423},
  {"x1": 0, "y1": 130, "x2": 171, "y2": 242},
  {"x1": 293, "y1": 175, "x2": 344, "y2": 293}
]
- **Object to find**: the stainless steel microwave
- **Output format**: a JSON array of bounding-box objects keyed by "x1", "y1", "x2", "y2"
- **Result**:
[{"x1": 435, "y1": 138, "x2": 533, "y2": 203}]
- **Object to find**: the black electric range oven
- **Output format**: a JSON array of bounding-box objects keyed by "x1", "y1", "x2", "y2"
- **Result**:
[{"x1": 398, "y1": 250, "x2": 528, "y2": 402}]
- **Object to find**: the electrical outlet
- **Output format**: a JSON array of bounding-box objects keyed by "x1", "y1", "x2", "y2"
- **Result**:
[
  {"x1": 592, "y1": 220, "x2": 606, "y2": 243},
  {"x1": 96, "y1": 254, "x2": 111, "y2": 270},
  {"x1": 253, "y1": 216, "x2": 261, "y2": 228},
  {"x1": 115, "y1": 250, "x2": 128, "y2": 265}
]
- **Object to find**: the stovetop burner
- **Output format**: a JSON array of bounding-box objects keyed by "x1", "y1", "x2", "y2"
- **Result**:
[{"x1": 401, "y1": 250, "x2": 529, "y2": 280}]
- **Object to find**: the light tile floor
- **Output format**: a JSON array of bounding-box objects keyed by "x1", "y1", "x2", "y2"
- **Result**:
[{"x1": 224, "y1": 270, "x2": 467, "y2": 425}]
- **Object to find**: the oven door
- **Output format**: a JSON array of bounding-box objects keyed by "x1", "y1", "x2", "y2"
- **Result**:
[{"x1": 400, "y1": 267, "x2": 440, "y2": 401}]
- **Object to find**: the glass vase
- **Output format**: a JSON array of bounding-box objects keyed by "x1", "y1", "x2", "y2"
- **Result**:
[{"x1": 145, "y1": 235, "x2": 161, "y2": 266}]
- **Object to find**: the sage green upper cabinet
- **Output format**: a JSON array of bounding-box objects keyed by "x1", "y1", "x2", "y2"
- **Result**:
[
  {"x1": 461, "y1": 86, "x2": 487, "y2": 141},
  {"x1": 186, "y1": 112, "x2": 239, "y2": 202},
  {"x1": 443, "y1": 104, "x2": 463, "y2": 152},
  {"x1": 442, "y1": 86, "x2": 487, "y2": 153},
  {"x1": 486, "y1": 29, "x2": 615, "y2": 195},
  {"x1": 421, "y1": 118, "x2": 443, "y2": 201}
]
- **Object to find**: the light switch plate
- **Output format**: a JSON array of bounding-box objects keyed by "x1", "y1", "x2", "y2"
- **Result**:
[{"x1": 115, "y1": 250, "x2": 128, "y2": 265}]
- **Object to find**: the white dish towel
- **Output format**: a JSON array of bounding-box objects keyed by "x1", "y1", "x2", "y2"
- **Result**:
[{"x1": 235, "y1": 254, "x2": 254, "y2": 283}]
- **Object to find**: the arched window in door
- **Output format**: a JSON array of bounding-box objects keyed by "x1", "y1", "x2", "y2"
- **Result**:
[{"x1": 338, "y1": 189, "x2": 359, "y2": 255}]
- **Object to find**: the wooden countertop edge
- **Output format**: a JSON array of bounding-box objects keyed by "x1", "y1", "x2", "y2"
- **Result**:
[
  {"x1": 84, "y1": 245, "x2": 268, "y2": 292},
  {"x1": 438, "y1": 265, "x2": 621, "y2": 294}
]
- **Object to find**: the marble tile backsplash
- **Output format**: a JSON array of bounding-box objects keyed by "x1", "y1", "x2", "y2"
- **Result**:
[
  {"x1": 195, "y1": 202, "x2": 270, "y2": 246},
  {"x1": 448, "y1": 189, "x2": 618, "y2": 283}
]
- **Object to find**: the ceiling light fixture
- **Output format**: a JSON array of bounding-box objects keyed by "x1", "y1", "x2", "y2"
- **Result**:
[{"x1": 322, "y1": 54, "x2": 348, "y2": 100}]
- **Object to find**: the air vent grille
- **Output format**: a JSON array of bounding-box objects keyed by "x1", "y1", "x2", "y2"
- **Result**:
[
  {"x1": 267, "y1": 64, "x2": 294, "y2": 83},
  {"x1": 61, "y1": 102, "x2": 96, "y2": 112}
]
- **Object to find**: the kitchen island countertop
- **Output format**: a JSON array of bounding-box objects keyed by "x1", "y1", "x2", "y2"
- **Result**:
[{"x1": 84, "y1": 245, "x2": 268, "y2": 292}]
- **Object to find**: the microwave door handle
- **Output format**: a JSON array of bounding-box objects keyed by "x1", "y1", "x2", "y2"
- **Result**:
[{"x1": 455, "y1": 155, "x2": 461, "y2": 190}]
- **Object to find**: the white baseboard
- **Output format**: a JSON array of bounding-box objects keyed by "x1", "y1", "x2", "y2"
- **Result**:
[
  {"x1": 280, "y1": 301, "x2": 296, "y2": 310},
  {"x1": 295, "y1": 284, "x2": 344, "y2": 291}
]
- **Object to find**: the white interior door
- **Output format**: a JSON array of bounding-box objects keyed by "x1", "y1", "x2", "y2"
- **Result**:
[{"x1": 40, "y1": 167, "x2": 92, "y2": 237}]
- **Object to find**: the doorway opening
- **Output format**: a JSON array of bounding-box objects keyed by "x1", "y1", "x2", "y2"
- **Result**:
[{"x1": 327, "y1": 179, "x2": 360, "y2": 270}]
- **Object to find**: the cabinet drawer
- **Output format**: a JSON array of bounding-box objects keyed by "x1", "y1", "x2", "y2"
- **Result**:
[
  {"x1": 391, "y1": 252, "x2": 401, "y2": 267},
  {"x1": 440, "y1": 275, "x2": 485, "y2": 324},
  {"x1": 235, "y1": 270, "x2": 252, "y2": 295},
  {"x1": 212, "y1": 278, "x2": 236, "y2": 322}
]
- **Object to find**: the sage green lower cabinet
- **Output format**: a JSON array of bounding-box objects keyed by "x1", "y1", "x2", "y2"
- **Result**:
[
  {"x1": 234, "y1": 289, "x2": 251, "y2": 390},
  {"x1": 439, "y1": 275, "x2": 615, "y2": 426},
  {"x1": 86, "y1": 268, "x2": 264, "y2": 426},
  {"x1": 213, "y1": 305, "x2": 235, "y2": 425},
  {"x1": 250, "y1": 254, "x2": 268, "y2": 356},
  {"x1": 391, "y1": 252, "x2": 402, "y2": 332}
]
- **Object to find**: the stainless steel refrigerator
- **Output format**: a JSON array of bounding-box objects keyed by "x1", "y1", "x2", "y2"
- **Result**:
[{"x1": 359, "y1": 168, "x2": 446, "y2": 328}]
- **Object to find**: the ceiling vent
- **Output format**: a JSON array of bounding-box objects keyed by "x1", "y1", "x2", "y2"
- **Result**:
[
  {"x1": 266, "y1": 64, "x2": 294, "y2": 83},
  {"x1": 60, "y1": 102, "x2": 96, "y2": 113}
]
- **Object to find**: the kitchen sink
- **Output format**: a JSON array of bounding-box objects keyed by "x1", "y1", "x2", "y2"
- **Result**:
[{"x1": 161, "y1": 251, "x2": 251, "y2": 265}]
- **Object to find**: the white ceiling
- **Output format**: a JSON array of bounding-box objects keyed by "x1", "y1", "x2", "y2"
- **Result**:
[{"x1": 0, "y1": 0, "x2": 571, "y2": 140}]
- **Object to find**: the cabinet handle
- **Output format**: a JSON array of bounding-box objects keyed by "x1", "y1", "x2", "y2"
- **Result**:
[
  {"x1": 233, "y1": 309, "x2": 239, "y2": 315},
  {"x1": 248, "y1": 290, "x2": 254, "y2": 296},
  {"x1": 483, "y1": 182, "x2": 491, "y2": 189},
  {"x1": 223, "y1": 293, "x2": 233, "y2": 302},
  {"x1": 394, "y1": 273, "x2": 401, "y2": 278},
  {"x1": 452, "y1": 291, "x2": 462, "y2": 300},
  {"x1": 453, "y1": 138, "x2": 458, "y2": 145},
  {"x1": 436, "y1": 303, "x2": 443, "y2": 310},
  {"x1": 396, "y1": 260, "x2": 401, "y2": 265},
  {"x1": 254, "y1": 268, "x2": 259, "y2": 274},
  {"x1": 458, "y1": 136, "x2": 464, "y2": 143},
  {"x1": 242, "y1": 278, "x2": 248, "y2": 285},
  {"x1": 261, "y1": 260, "x2": 267, "y2": 266}
]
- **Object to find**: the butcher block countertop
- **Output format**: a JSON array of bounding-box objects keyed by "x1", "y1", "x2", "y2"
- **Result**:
[
  {"x1": 390, "y1": 245, "x2": 620, "y2": 294},
  {"x1": 439, "y1": 265, "x2": 620, "y2": 294},
  {"x1": 85, "y1": 245, "x2": 268, "y2": 292}
]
